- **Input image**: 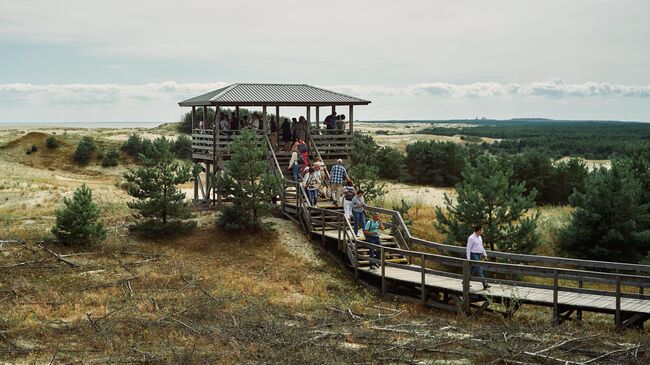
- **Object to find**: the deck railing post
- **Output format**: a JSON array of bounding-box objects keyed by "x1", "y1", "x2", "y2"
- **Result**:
[
  {"x1": 321, "y1": 209, "x2": 325, "y2": 246},
  {"x1": 615, "y1": 275, "x2": 622, "y2": 328},
  {"x1": 462, "y1": 260, "x2": 470, "y2": 314},
  {"x1": 577, "y1": 279, "x2": 583, "y2": 321},
  {"x1": 553, "y1": 269, "x2": 559, "y2": 325},
  {"x1": 381, "y1": 246, "x2": 386, "y2": 295},
  {"x1": 421, "y1": 254, "x2": 426, "y2": 304}
]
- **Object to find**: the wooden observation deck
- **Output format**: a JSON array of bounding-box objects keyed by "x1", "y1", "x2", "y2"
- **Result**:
[{"x1": 179, "y1": 84, "x2": 650, "y2": 329}]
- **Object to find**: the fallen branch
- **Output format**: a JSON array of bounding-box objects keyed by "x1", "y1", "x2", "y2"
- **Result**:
[
  {"x1": 36, "y1": 243, "x2": 78, "y2": 268},
  {"x1": 583, "y1": 344, "x2": 642, "y2": 364},
  {"x1": 0, "y1": 330, "x2": 21, "y2": 351},
  {"x1": 169, "y1": 318, "x2": 200, "y2": 334}
]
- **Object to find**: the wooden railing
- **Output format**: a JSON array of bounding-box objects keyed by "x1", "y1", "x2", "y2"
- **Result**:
[{"x1": 309, "y1": 207, "x2": 650, "y2": 325}]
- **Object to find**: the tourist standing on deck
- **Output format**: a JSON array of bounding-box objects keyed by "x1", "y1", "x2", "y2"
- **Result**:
[
  {"x1": 288, "y1": 145, "x2": 302, "y2": 182},
  {"x1": 351, "y1": 190, "x2": 366, "y2": 237},
  {"x1": 281, "y1": 118, "x2": 292, "y2": 149},
  {"x1": 251, "y1": 113, "x2": 260, "y2": 130},
  {"x1": 467, "y1": 225, "x2": 490, "y2": 290},
  {"x1": 364, "y1": 213, "x2": 384, "y2": 269},
  {"x1": 343, "y1": 180, "x2": 356, "y2": 220},
  {"x1": 329, "y1": 159, "x2": 347, "y2": 206},
  {"x1": 295, "y1": 116, "x2": 309, "y2": 141},
  {"x1": 269, "y1": 116, "x2": 278, "y2": 149},
  {"x1": 219, "y1": 113, "x2": 229, "y2": 131},
  {"x1": 230, "y1": 112, "x2": 239, "y2": 130}
]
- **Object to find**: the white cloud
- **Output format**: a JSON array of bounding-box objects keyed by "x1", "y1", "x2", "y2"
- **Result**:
[
  {"x1": 329, "y1": 79, "x2": 650, "y2": 99},
  {"x1": 1, "y1": 79, "x2": 649, "y2": 123}
]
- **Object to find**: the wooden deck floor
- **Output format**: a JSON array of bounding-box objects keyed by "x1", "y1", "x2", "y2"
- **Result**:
[{"x1": 360, "y1": 264, "x2": 650, "y2": 314}]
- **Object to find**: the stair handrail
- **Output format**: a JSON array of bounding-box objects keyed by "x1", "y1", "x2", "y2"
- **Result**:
[
  {"x1": 361, "y1": 205, "x2": 650, "y2": 276},
  {"x1": 264, "y1": 134, "x2": 286, "y2": 207},
  {"x1": 307, "y1": 132, "x2": 333, "y2": 199}
]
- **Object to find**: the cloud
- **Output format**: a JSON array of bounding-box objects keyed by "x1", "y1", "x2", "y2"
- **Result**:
[
  {"x1": 1, "y1": 79, "x2": 649, "y2": 123},
  {"x1": 331, "y1": 79, "x2": 650, "y2": 99},
  {"x1": 1, "y1": 80, "x2": 648, "y2": 110}
]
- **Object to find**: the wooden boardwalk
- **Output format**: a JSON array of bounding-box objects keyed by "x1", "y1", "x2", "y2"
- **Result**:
[{"x1": 264, "y1": 133, "x2": 650, "y2": 329}]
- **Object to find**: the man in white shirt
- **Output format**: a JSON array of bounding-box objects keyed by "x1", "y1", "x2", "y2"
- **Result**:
[{"x1": 467, "y1": 225, "x2": 490, "y2": 290}]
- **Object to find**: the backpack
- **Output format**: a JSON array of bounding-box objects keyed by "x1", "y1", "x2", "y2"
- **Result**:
[
  {"x1": 298, "y1": 143, "x2": 309, "y2": 153},
  {"x1": 296, "y1": 153, "x2": 304, "y2": 165},
  {"x1": 344, "y1": 187, "x2": 356, "y2": 201}
]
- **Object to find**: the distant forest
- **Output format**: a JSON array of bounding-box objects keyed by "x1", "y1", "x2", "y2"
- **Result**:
[{"x1": 415, "y1": 119, "x2": 650, "y2": 159}]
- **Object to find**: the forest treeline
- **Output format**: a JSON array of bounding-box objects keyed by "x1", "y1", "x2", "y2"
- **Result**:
[{"x1": 419, "y1": 120, "x2": 650, "y2": 159}]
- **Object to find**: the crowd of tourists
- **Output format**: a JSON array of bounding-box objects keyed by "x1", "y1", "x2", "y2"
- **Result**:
[{"x1": 198, "y1": 110, "x2": 348, "y2": 149}]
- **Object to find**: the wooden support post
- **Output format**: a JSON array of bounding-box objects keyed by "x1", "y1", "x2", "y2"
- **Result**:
[
  {"x1": 213, "y1": 105, "x2": 220, "y2": 129},
  {"x1": 205, "y1": 163, "x2": 211, "y2": 203},
  {"x1": 553, "y1": 269, "x2": 559, "y2": 325},
  {"x1": 275, "y1": 106, "x2": 280, "y2": 133},
  {"x1": 191, "y1": 106, "x2": 196, "y2": 131},
  {"x1": 421, "y1": 254, "x2": 426, "y2": 304},
  {"x1": 321, "y1": 209, "x2": 325, "y2": 246},
  {"x1": 577, "y1": 280, "x2": 583, "y2": 320},
  {"x1": 235, "y1": 106, "x2": 240, "y2": 119},
  {"x1": 217, "y1": 156, "x2": 223, "y2": 207},
  {"x1": 202, "y1": 106, "x2": 208, "y2": 129},
  {"x1": 193, "y1": 172, "x2": 198, "y2": 204},
  {"x1": 262, "y1": 106, "x2": 267, "y2": 132},
  {"x1": 349, "y1": 105, "x2": 354, "y2": 133},
  {"x1": 306, "y1": 106, "x2": 311, "y2": 131},
  {"x1": 316, "y1": 106, "x2": 320, "y2": 129},
  {"x1": 462, "y1": 260, "x2": 471, "y2": 314},
  {"x1": 381, "y1": 246, "x2": 386, "y2": 295},
  {"x1": 337, "y1": 214, "x2": 342, "y2": 251},
  {"x1": 615, "y1": 275, "x2": 622, "y2": 328},
  {"x1": 331, "y1": 105, "x2": 336, "y2": 114}
]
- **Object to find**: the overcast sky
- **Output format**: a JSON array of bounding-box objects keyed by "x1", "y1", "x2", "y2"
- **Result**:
[{"x1": 1, "y1": 0, "x2": 649, "y2": 123}]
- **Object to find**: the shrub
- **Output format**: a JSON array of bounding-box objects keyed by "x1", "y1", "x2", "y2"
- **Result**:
[
  {"x1": 173, "y1": 134, "x2": 192, "y2": 159},
  {"x1": 51, "y1": 184, "x2": 106, "y2": 246},
  {"x1": 101, "y1": 148, "x2": 119, "y2": 167},
  {"x1": 405, "y1": 141, "x2": 467, "y2": 186},
  {"x1": 74, "y1": 137, "x2": 96, "y2": 164},
  {"x1": 121, "y1": 133, "x2": 143, "y2": 156},
  {"x1": 46, "y1": 135, "x2": 59, "y2": 148}
]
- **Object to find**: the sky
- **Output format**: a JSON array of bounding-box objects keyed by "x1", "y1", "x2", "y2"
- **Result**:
[{"x1": 1, "y1": 0, "x2": 649, "y2": 123}]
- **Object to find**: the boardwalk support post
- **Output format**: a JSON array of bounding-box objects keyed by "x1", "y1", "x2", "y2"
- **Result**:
[
  {"x1": 577, "y1": 279, "x2": 583, "y2": 321},
  {"x1": 462, "y1": 260, "x2": 470, "y2": 314},
  {"x1": 553, "y1": 269, "x2": 559, "y2": 325},
  {"x1": 420, "y1": 254, "x2": 426, "y2": 304},
  {"x1": 321, "y1": 209, "x2": 325, "y2": 246},
  {"x1": 381, "y1": 246, "x2": 386, "y2": 295},
  {"x1": 616, "y1": 275, "x2": 622, "y2": 328}
]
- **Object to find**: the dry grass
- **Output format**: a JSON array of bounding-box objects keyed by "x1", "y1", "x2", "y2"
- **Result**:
[{"x1": 1, "y1": 126, "x2": 649, "y2": 363}]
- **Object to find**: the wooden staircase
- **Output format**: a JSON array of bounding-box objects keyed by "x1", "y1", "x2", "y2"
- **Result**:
[{"x1": 266, "y1": 133, "x2": 409, "y2": 269}]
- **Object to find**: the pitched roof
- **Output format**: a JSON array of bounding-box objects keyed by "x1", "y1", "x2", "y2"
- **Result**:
[{"x1": 178, "y1": 83, "x2": 371, "y2": 107}]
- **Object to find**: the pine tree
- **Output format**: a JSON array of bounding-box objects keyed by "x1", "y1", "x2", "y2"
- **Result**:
[
  {"x1": 51, "y1": 184, "x2": 106, "y2": 245},
  {"x1": 74, "y1": 136, "x2": 96, "y2": 164},
  {"x1": 348, "y1": 163, "x2": 387, "y2": 203},
  {"x1": 559, "y1": 160, "x2": 650, "y2": 263},
  {"x1": 123, "y1": 137, "x2": 196, "y2": 237},
  {"x1": 435, "y1": 155, "x2": 540, "y2": 253},
  {"x1": 214, "y1": 129, "x2": 280, "y2": 231}
]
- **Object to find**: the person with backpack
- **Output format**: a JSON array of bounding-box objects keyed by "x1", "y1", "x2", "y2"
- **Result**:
[
  {"x1": 304, "y1": 167, "x2": 321, "y2": 207},
  {"x1": 329, "y1": 159, "x2": 348, "y2": 206},
  {"x1": 297, "y1": 139, "x2": 309, "y2": 170},
  {"x1": 364, "y1": 213, "x2": 385, "y2": 269},
  {"x1": 342, "y1": 180, "x2": 356, "y2": 220},
  {"x1": 351, "y1": 190, "x2": 366, "y2": 236},
  {"x1": 288, "y1": 145, "x2": 303, "y2": 182}
]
